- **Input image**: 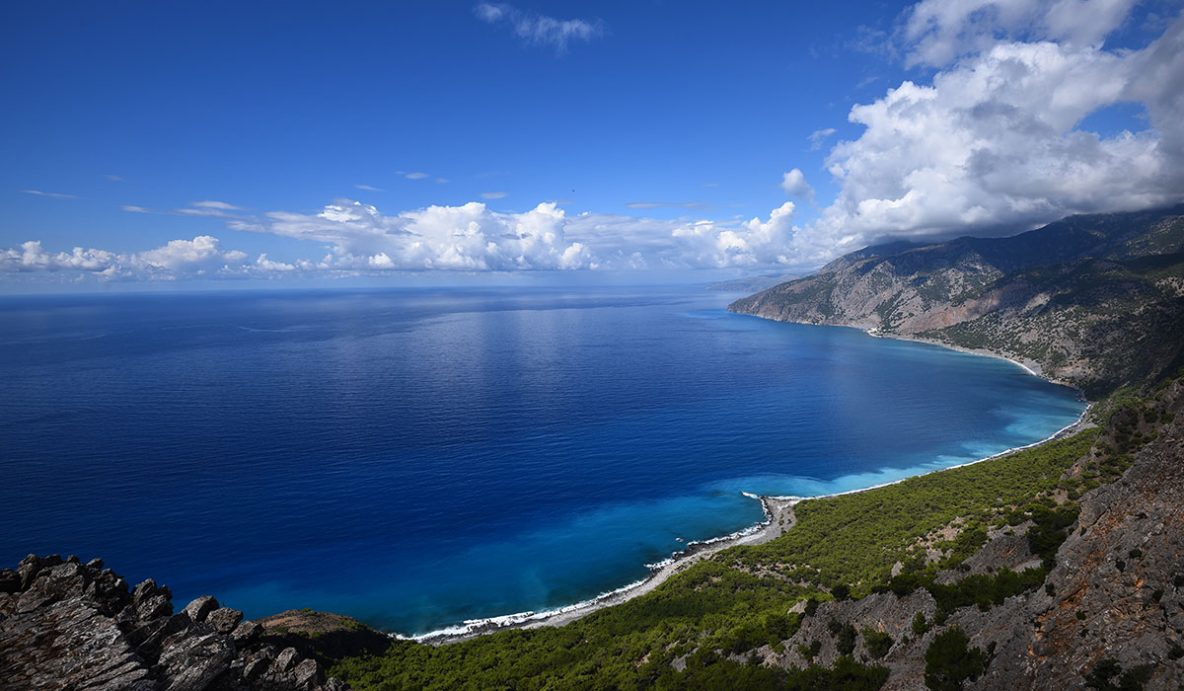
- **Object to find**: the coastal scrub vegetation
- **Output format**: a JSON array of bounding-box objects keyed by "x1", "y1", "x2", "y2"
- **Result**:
[{"x1": 332, "y1": 430, "x2": 1096, "y2": 690}]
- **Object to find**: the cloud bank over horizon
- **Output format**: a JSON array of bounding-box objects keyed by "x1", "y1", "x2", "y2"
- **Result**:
[{"x1": 4, "y1": 0, "x2": 1183, "y2": 283}]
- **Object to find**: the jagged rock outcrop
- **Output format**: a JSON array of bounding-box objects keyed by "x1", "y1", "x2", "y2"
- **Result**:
[
  {"x1": 730, "y1": 206, "x2": 1184, "y2": 396},
  {"x1": 0, "y1": 556, "x2": 357, "y2": 690}
]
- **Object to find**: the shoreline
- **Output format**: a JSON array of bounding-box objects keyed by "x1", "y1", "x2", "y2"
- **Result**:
[
  {"x1": 412, "y1": 405, "x2": 1090, "y2": 645},
  {"x1": 411, "y1": 494, "x2": 799, "y2": 645},
  {"x1": 406, "y1": 318, "x2": 1092, "y2": 645}
]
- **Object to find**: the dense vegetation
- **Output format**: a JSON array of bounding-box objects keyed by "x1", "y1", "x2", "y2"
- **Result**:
[{"x1": 332, "y1": 431, "x2": 1096, "y2": 690}]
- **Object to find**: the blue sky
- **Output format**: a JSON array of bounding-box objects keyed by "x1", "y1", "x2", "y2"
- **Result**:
[{"x1": 2, "y1": 1, "x2": 1182, "y2": 287}]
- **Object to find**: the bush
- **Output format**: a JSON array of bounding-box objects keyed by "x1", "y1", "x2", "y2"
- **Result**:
[
  {"x1": 836, "y1": 624, "x2": 858, "y2": 655},
  {"x1": 911, "y1": 612, "x2": 930, "y2": 636},
  {"x1": 924, "y1": 627, "x2": 986, "y2": 691},
  {"x1": 862, "y1": 628, "x2": 894, "y2": 659},
  {"x1": 1084, "y1": 658, "x2": 1153, "y2": 690}
]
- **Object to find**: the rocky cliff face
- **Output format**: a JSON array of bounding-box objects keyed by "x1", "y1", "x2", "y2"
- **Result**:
[
  {"x1": 0, "y1": 556, "x2": 383, "y2": 690},
  {"x1": 762, "y1": 378, "x2": 1184, "y2": 689},
  {"x1": 729, "y1": 206, "x2": 1184, "y2": 397}
]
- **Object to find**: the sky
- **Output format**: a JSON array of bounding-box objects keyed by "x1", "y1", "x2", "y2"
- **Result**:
[{"x1": 2, "y1": 0, "x2": 1183, "y2": 289}]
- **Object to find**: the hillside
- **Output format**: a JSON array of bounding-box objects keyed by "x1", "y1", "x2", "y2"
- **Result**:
[{"x1": 729, "y1": 206, "x2": 1184, "y2": 397}]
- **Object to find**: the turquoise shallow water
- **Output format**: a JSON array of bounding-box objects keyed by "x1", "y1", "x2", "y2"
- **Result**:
[{"x1": 0, "y1": 286, "x2": 1085, "y2": 634}]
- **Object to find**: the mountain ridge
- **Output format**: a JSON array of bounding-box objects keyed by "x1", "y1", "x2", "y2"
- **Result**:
[{"x1": 729, "y1": 204, "x2": 1184, "y2": 397}]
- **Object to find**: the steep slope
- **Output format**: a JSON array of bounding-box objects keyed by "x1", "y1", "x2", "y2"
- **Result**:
[
  {"x1": 752, "y1": 377, "x2": 1184, "y2": 690},
  {"x1": 730, "y1": 206, "x2": 1184, "y2": 397}
]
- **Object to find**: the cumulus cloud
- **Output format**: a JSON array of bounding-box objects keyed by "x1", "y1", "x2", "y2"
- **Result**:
[
  {"x1": 670, "y1": 203, "x2": 799, "y2": 269},
  {"x1": 233, "y1": 199, "x2": 595, "y2": 271},
  {"x1": 903, "y1": 0, "x2": 1138, "y2": 67},
  {"x1": 780, "y1": 169, "x2": 815, "y2": 200},
  {"x1": 474, "y1": 2, "x2": 605, "y2": 53},
  {"x1": 0, "y1": 236, "x2": 269, "y2": 280},
  {"x1": 777, "y1": 1, "x2": 1184, "y2": 266}
]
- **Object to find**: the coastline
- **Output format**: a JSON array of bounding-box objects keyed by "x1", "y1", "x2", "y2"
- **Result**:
[
  {"x1": 407, "y1": 317, "x2": 1092, "y2": 645},
  {"x1": 412, "y1": 494, "x2": 799, "y2": 645}
]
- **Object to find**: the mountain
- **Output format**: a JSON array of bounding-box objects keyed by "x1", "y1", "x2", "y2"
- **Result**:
[{"x1": 729, "y1": 205, "x2": 1184, "y2": 397}]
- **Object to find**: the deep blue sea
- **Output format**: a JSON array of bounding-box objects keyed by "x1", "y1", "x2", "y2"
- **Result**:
[{"x1": 0, "y1": 287, "x2": 1084, "y2": 634}]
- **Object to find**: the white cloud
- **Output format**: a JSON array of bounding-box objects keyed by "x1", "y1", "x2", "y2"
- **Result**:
[
  {"x1": 778, "y1": 2, "x2": 1184, "y2": 266},
  {"x1": 398, "y1": 171, "x2": 431, "y2": 180},
  {"x1": 808, "y1": 128, "x2": 837, "y2": 149},
  {"x1": 132, "y1": 235, "x2": 243, "y2": 271},
  {"x1": 903, "y1": 0, "x2": 1138, "y2": 67},
  {"x1": 481, "y1": 191, "x2": 508, "y2": 200},
  {"x1": 0, "y1": 236, "x2": 271, "y2": 280},
  {"x1": 104, "y1": 174, "x2": 124, "y2": 182},
  {"x1": 21, "y1": 189, "x2": 77, "y2": 200},
  {"x1": 176, "y1": 200, "x2": 243, "y2": 217},
  {"x1": 1, "y1": 241, "x2": 117, "y2": 272},
  {"x1": 122, "y1": 205, "x2": 150, "y2": 213},
  {"x1": 234, "y1": 199, "x2": 595, "y2": 271},
  {"x1": 780, "y1": 168, "x2": 815, "y2": 200},
  {"x1": 474, "y1": 2, "x2": 605, "y2": 54},
  {"x1": 669, "y1": 203, "x2": 799, "y2": 269},
  {"x1": 355, "y1": 184, "x2": 383, "y2": 192},
  {"x1": 193, "y1": 200, "x2": 240, "y2": 210}
]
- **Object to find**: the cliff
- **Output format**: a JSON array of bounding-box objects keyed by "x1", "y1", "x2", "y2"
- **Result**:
[{"x1": 729, "y1": 206, "x2": 1184, "y2": 397}]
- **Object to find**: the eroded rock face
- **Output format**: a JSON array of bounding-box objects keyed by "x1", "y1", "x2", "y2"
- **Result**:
[
  {"x1": 0, "y1": 556, "x2": 350, "y2": 690},
  {"x1": 967, "y1": 385, "x2": 1184, "y2": 689}
]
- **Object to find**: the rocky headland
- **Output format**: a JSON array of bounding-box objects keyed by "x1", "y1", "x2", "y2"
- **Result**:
[{"x1": 729, "y1": 205, "x2": 1184, "y2": 397}]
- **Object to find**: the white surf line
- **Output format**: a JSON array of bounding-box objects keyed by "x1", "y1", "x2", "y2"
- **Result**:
[
  {"x1": 406, "y1": 492, "x2": 780, "y2": 644},
  {"x1": 791, "y1": 404, "x2": 1092, "y2": 504}
]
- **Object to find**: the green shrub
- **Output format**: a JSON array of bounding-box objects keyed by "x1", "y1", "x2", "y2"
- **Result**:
[
  {"x1": 911, "y1": 612, "x2": 930, "y2": 636},
  {"x1": 924, "y1": 627, "x2": 986, "y2": 690},
  {"x1": 862, "y1": 628, "x2": 894, "y2": 659},
  {"x1": 836, "y1": 624, "x2": 858, "y2": 655}
]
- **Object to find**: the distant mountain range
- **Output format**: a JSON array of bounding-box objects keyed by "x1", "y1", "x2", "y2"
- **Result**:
[{"x1": 730, "y1": 205, "x2": 1184, "y2": 397}]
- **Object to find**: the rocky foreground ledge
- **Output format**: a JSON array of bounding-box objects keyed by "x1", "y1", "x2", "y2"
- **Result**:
[{"x1": 0, "y1": 555, "x2": 387, "y2": 690}]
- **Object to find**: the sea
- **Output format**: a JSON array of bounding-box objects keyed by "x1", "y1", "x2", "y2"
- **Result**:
[{"x1": 0, "y1": 286, "x2": 1085, "y2": 635}]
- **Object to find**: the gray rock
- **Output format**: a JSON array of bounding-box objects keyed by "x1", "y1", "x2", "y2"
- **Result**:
[
  {"x1": 294, "y1": 658, "x2": 324, "y2": 688},
  {"x1": 232, "y1": 619, "x2": 263, "y2": 645},
  {"x1": 0, "y1": 554, "x2": 352, "y2": 690},
  {"x1": 157, "y1": 631, "x2": 234, "y2": 691},
  {"x1": 273, "y1": 646, "x2": 300, "y2": 673},
  {"x1": 182, "y1": 594, "x2": 220, "y2": 623},
  {"x1": 207, "y1": 606, "x2": 243, "y2": 633}
]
